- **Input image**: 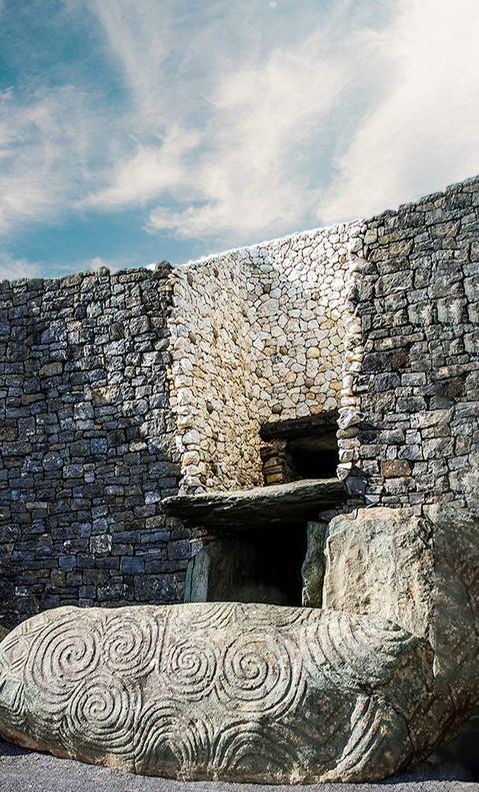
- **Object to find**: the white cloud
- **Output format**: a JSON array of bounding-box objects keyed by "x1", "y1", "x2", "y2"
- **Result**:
[
  {"x1": 0, "y1": 254, "x2": 43, "y2": 281},
  {"x1": 85, "y1": 3, "x2": 349, "y2": 241},
  {"x1": 1, "y1": 0, "x2": 478, "y2": 256},
  {"x1": 82, "y1": 126, "x2": 201, "y2": 209},
  {"x1": 89, "y1": 0, "x2": 479, "y2": 243},
  {"x1": 317, "y1": 0, "x2": 479, "y2": 223},
  {"x1": 0, "y1": 252, "x2": 137, "y2": 282},
  {"x1": 86, "y1": 0, "x2": 172, "y2": 123},
  {"x1": 147, "y1": 40, "x2": 344, "y2": 239},
  {"x1": 0, "y1": 84, "x2": 109, "y2": 235}
]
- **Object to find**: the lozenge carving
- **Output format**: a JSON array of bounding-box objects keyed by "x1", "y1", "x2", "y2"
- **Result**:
[
  {"x1": 1, "y1": 506, "x2": 478, "y2": 783},
  {"x1": 0, "y1": 601, "x2": 433, "y2": 783}
]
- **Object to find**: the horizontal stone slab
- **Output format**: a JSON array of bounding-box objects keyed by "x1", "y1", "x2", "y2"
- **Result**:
[{"x1": 162, "y1": 478, "x2": 346, "y2": 528}]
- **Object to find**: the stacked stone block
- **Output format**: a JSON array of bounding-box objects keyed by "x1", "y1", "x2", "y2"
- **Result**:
[
  {"x1": 0, "y1": 265, "x2": 185, "y2": 627},
  {"x1": 169, "y1": 256, "x2": 260, "y2": 493},
  {"x1": 171, "y1": 224, "x2": 356, "y2": 492},
  {"x1": 340, "y1": 176, "x2": 479, "y2": 511}
]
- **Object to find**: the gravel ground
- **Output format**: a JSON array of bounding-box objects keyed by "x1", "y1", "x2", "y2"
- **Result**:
[{"x1": 0, "y1": 739, "x2": 477, "y2": 792}]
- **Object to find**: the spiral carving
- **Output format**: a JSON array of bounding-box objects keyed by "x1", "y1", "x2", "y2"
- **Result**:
[
  {"x1": 64, "y1": 673, "x2": 137, "y2": 758},
  {"x1": 304, "y1": 611, "x2": 414, "y2": 689},
  {"x1": 219, "y1": 631, "x2": 301, "y2": 716},
  {"x1": 177, "y1": 602, "x2": 237, "y2": 632},
  {"x1": 236, "y1": 603, "x2": 312, "y2": 630},
  {"x1": 25, "y1": 615, "x2": 101, "y2": 707},
  {"x1": 0, "y1": 601, "x2": 436, "y2": 783},
  {"x1": 213, "y1": 719, "x2": 293, "y2": 778},
  {"x1": 135, "y1": 701, "x2": 214, "y2": 776},
  {"x1": 164, "y1": 636, "x2": 217, "y2": 700},
  {"x1": 103, "y1": 612, "x2": 159, "y2": 678},
  {"x1": 0, "y1": 674, "x2": 26, "y2": 731},
  {"x1": 1, "y1": 621, "x2": 39, "y2": 674}
]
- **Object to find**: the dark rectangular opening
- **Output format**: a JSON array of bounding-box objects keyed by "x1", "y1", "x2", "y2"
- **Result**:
[
  {"x1": 185, "y1": 522, "x2": 307, "y2": 607},
  {"x1": 231, "y1": 522, "x2": 308, "y2": 606},
  {"x1": 260, "y1": 411, "x2": 339, "y2": 484}
]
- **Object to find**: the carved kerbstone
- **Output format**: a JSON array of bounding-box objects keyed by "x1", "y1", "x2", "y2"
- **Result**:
[
  {"x1": 0, "y1": 603, "x2": 433, "y2": 783},
  {"x1": 0, "y1": 505, "x2": 478, "y2": 783}
]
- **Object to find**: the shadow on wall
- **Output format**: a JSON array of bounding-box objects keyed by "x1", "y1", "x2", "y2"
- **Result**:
[{"x1": 0, "y1": 269, "x2": 185, "y2": 628}]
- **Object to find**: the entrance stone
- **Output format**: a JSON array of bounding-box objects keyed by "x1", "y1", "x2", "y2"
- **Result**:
[
  {"x1": 0, "y1": 505, "x2": 478, "y2": 783},
  {"x1": 0, "y1": 602, "x2": 432, "y2": 783}
]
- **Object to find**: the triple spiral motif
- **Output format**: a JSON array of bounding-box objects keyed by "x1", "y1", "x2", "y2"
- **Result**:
[{"x1": 0, "y1": 602, "x2": 422, "y2": 781}]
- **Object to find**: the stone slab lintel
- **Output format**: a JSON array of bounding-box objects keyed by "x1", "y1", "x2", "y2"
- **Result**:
[{"x1": 162, "y1": 478, "x2": 346, "y2": 528}]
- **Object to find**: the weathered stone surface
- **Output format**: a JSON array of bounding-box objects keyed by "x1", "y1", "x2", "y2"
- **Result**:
[
  {"x1": 0, "y1": 602, "x2": 434, "y2": 784},
  {"x1": 380, "y1": 460, "x2": 412, "y2": 479},
  {"x1": 1, "y1": 505, "x2": 479, "y2": 782},
  {"x1": 323, "y1": 505, "x2": 479, "y2": 744},
  {"x1": 1, "y1": 175, "x2": 478, "y2": 627},
  {"x1": 424, "y1": 504, "x2": 479, "y2": 711},
  {"x1": 260, "y1": 412, "x2": 338, "y2": 441},
  {"x1": 162, "y1": 478, "x2": 346, "y2": 527},
  {"x1": 0, "y1": 738, "x2": 474, "y2": 792},
  {"x1": 170, "y1": 226, "x2": 354, "y2": 493},
  {"x1": 301, "y1": 520, "x2": 327, "y2": 608},
  {"x1": 0, "y1": 625, "x2": 8, "y2": 642},
  {"x1": 323, "y1": 507, "x2": 434, "y2": 637}
]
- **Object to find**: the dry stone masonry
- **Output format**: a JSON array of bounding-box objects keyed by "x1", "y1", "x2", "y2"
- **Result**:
[
  {"x1": 171, "y1": 224, "x2": 354, "y2": 492},
  {"x1": 0, "y1": 264, "x2": 186, "y2": 627},
  {"x1": 0, "y1": 174, "x2": 478, "y2": 783},
  {"x1": 339, "y1": 176, "x2": 479, "y2": 512},
  {"x1": 0, "y1": 174, "x2": 478, "y2": 628}
]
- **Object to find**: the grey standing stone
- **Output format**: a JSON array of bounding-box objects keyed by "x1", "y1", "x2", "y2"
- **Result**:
[{"x1": 301, "y1": 520, "x2": 327, "y2": 608}]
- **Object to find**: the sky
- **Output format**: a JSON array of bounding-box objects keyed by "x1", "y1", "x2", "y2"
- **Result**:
[{"x1": 0, "y1": 0, "x2": 478, "y2": 280}]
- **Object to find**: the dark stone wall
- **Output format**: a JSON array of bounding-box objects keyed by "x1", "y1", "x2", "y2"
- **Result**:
[
  {"x1": 1, "y1": 175, "x2": 478, "y2": 625},
  {"x1": 0, "y1": 265, "x2": 187, "y2": 627},
  {"x1": 348, "y1": 176, "x2": 479, "y2": 510}
]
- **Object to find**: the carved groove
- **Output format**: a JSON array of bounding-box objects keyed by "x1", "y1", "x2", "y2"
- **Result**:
[{"x1": 0, "y1": 601, "x2": 440, "y2": 783}]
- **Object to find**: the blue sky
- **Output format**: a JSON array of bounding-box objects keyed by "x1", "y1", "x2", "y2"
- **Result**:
[{"x1": 0, "y1": 0, "x2": 478, "y2": 280}]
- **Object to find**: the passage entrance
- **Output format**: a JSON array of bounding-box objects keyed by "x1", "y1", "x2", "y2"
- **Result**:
[
  {"x1": 184, "y1": 522, "x2": 307, "y2": 606},
  {"x1": 163, "y1": 476, "x2": 345, "y2": 608}
]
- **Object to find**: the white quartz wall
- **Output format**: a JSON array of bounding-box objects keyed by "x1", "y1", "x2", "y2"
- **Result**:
[
  {"x1": 169, "y1": 254, "x2": 261, "y2": 492},
  {"x1": 248, "y1": 224, "x2": 356, "y2": 422},
  {"x1": 169, "y1": 222, "x2": 360, "y2": 492}
]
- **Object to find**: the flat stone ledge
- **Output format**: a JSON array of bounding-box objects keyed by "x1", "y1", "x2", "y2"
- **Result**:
[{"x1": 162, "y1": 478, "x2": 346, "y2": 527}]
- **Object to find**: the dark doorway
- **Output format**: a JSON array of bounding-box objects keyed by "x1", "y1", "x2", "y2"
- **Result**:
[
  {"x1": 287, "y1": 430, "x2": 338, "y2": 479},
  {"x1": 185, "y1": 522, "x2": 307, "y2": 606}
]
